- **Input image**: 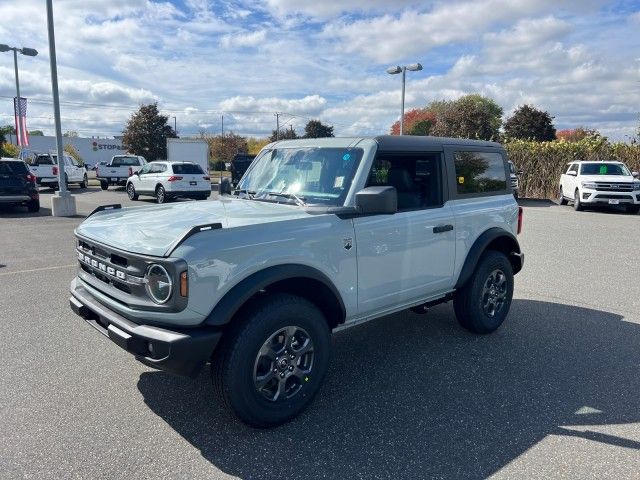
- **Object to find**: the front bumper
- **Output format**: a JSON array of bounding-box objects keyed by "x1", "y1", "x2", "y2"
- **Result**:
[
  {"x1": 69, "y1": 278, "x2": 221, "y2": 377},
  {"x1": 579, "y1": 188, "x2": 640, "y2": 205},
  {"x1": 165, "y1": 189, "x2": 211, "y2": 199}
]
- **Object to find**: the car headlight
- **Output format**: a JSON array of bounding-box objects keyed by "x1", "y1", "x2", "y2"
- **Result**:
[
  {"x1": 581, "y1": 182, "x2": 597, "y2": 189},
  {"x1": 633, "y1": 182, "x2": 640, "y2": 191},
  {"x1": 145, "y1": 264, "x2": 172, "y2": 304}
]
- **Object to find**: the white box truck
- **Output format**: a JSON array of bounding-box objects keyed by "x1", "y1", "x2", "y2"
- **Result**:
[{"x1": 167, "y1": 138, "x2": 209, "y2": 173}]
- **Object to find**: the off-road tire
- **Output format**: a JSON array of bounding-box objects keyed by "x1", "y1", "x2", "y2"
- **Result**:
[
  {"x1": 453, "y1": 250, "x2": 514, "y2": 334},
  {"x1": 211, "y1": 293, "x2": 331, "y2": 428}
]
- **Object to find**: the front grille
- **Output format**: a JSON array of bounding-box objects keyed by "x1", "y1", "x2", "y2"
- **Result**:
[
  {"x1": 594, "y1": 194, "x2": 633, "y2": 200},
  {"x1": 594, "y1": 183, "x2": 634, "y2": 192}
]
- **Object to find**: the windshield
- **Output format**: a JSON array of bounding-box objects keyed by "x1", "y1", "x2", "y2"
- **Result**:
[
  {"x1": 580, "y1": 163, "x2": 630, "y2": 176},
  {"x1": 237, "y1": 147, "x2": 363, "y2": 206}
]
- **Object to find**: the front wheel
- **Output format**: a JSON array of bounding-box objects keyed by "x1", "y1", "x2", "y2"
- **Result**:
[
  {"x1": 126, "y1": 183, "x2": 139, "y2": 201},
  {"x1": 211, "y1": 293, "x2": 331, "y2": 427},
  {"x1": 454, "y1": 250, "x2": 514, "y2": 334},
  {"x1": 573, "y1": 189, "x2": 583, "y2": 211}
]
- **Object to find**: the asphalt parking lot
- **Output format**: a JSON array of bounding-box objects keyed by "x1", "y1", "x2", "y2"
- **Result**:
[{"x1": 1, "y1": 191, "x2": 639, "y2": 479}]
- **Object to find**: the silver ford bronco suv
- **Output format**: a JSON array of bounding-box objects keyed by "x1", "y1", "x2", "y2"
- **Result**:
[{"x1": 70, "y1": 136, "x2": 524, "y2": 427}]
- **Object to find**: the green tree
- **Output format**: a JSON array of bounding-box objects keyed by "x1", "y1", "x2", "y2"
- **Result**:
[
  {"x1": 0, "y1": 130, "x2": 5, "y2": 146},
  {"x1": 503, "y1": 104, "x2": 555, "y2": 141},
  {"x1": 0, "y1": 125, "x2": 16, "y2": 136},
  {"x1": 29, "y1": 130, "x2": 44, "y2": 136},
  {"x1": 269, "y1": 127, "x2": 299, "y2": 142},
  {"x1": 122, "y1": 103, "x2": 177, "y2": 161},
  {"x1": 390, "y1": 108, "x2": 437, "y2": 136},
  {"x1": 430, "y1": 94, "x2": 503, "y2": 141},
  {"x1": 206, "y1": 132, "x2": 248, "y2": 165},
  {"x1": 63, "y1": 130, "x2": 78, "y2": 137},
  {"x1": 247, "y1": 137, "x2": 270, "y2": 155},
  {"x1": 303, "y1": 120, "x2": 334, "y2": 138}
]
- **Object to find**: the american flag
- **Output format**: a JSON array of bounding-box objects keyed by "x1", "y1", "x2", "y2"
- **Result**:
[{"x1": 13, "y1": 96, "x2": 29, "y2": 147}]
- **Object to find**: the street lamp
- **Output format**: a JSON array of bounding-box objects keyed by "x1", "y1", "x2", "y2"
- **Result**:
[
  {"x1": 386, "y1": 63, "x2": 422, "y2": 135},
  {"x1": 0, "y1": 44, "x2": 38, "y2": 146}
]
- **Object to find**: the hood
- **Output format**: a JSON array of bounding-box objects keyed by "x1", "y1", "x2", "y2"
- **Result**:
[
  {"x1": 580, "y1": 175, "x2": 634, "y2": 183},
  {"x1": 76, "y1": 197, "x2": 311, "y2": 257}
]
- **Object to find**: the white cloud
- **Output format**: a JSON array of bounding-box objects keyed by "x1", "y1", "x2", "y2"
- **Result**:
[{"x1": 220, "y1": 30, "x2": 267, "y2": 49}]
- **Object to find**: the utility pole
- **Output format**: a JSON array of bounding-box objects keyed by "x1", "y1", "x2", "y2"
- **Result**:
[
  {"x1": 221, "y1": 114, "x2": 224, "y2": 137},
  {"x1": 13, "y1": 49, "x2": 22, "y2": 147},
  {"x1": 172, "y1": 116, "x2": 177, "y2": 135},
  {"x1": 275, "y1": 112, "x2": 280, "y2": 140}
]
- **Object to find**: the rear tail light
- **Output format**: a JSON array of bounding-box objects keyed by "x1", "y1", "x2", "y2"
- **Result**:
[
  {"x1": 167, "y1": 176, "x2": 183, "y2": 182},
  {"x1": 203, "y1": 176, "x2": 210, "y2": 180},
  {"x1": 52, "y1": 165, "x2": 58, "y2": 176},
  {"x1": 128, "y1": 167, "x2": 133, "y2": 176},
  {"x1": 517, "y1": 206, "x2": 523, "y2": 235},
  {"x1": 25, "y1": 173, "x2": 36, "y2": 183}
]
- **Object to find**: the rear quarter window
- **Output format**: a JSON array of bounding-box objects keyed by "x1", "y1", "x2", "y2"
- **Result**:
[
  {"x1": 454, "y1": 151, "x2": 507, "y2": 195},
  {"x1": 172, "y1": 164, "x2": 204, "y2": 175}
]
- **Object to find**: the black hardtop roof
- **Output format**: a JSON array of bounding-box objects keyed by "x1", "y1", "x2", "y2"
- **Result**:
[{"x1": 374, "y1": 135, "x2": 502, "y2": 151}]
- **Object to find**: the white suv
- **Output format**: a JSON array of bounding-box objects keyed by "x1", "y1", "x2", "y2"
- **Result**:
[
  {"x1": 125, "y1": 161, "x2": 211, "y2": 203},
  {"x1": 559, "y1": 161, "x2": 640, "y2": 214}
]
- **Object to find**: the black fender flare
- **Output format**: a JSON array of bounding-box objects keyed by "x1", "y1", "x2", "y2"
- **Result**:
[
  {"x1": 203, "y1": 264, "x2": 346, "y2": 327},
  {"x1": 455, "y1": 228, "x2": 523, "y2": 289}
]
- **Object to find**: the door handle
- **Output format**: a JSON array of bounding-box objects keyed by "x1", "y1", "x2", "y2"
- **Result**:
[{"x1": 433, "y1": 224, "x2": 454, "y2": 234}]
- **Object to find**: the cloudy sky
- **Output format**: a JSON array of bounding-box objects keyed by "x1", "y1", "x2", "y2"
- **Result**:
[{"x1": 0, "y1": 0, "x2": 639, "y2": 140}]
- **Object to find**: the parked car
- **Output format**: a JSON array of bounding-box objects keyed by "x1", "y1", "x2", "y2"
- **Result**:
[
  {"x1": 70, "y1": 136, "x2": 524, "y2": 427},
  {"x1": 229, "y1": 153, "x2": 256, "y2": 186},
  {"x1": 29, "y1": 153, "x2": 87, "y2": 190},
  {"x1": 559, "y1": 160, "x2": 640, "y2": 213},
  {"x1": 96, "y1": 155, "x2": 147, "y2": 190},
  {"x1": 508, "y1": 160, "x2": 522, "y2": 199},
  {"x1": 125, "y1": 161, "x2": 211, "y2": 203},
  {"x1": 0, "y1": 158, "x2": 39, "y2": 212}
]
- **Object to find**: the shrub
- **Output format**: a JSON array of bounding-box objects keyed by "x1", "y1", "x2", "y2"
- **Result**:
[{"x1": 0, "y1": 143, "x2": 20, "y2": 158}]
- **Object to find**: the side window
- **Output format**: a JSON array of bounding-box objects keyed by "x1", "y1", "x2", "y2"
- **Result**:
[
  {"x1": 453, "y1": 151, "x2": 507, "y2": 195},
  {"x1": 139, "y1": 164, "x2": 152, "y2": 175},
  {"x1": 567, "y1": 164, "x2": 578, "y2": 174},
  {"x1": 366, "y1": 153, "x2": 443, "y2": 210}
]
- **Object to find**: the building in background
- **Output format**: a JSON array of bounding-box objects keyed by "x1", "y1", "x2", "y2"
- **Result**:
[{"x1": 9, "y1": 135, "x2": 127, "y2": 166}]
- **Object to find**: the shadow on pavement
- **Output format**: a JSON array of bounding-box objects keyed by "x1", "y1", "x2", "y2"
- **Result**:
[
  {"x1": 0, "y1": 203, "x2": 52, "y2": 218},
  {"x1": 137, "y1": 300, "x2": 640, "y2": 479}
]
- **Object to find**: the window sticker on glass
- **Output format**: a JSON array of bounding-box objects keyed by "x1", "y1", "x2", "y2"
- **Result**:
[
  {"x1": 334, "y1": 176, "x2": 344, "y2": 188},
  {"x1": 458, "y1": 176, "x2": 465, "y2": 184},
  {"x1": 599, "y1": 165, "x2": 608, "y2": 174}
]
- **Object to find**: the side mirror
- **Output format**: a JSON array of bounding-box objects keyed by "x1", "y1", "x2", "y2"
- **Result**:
[
  {"x1": 632, "y1": 171, "x2": 639, "y2": 178},
  {"x1": 220, "y1": 178, "x2": 232, "y2": 195},
  {"x1": 567, "y1": 171, "x2": 577, "y2": 176},
  {"x1": 355, "y1": 186, "x2": 397, "y2": 214}
]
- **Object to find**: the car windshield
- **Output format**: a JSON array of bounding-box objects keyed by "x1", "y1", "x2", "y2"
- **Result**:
[
  {"x1": 580, "y1": 163, "x2": 630, "y2": 176},
  {"x1": 111, "y1": 156, "x2": 140, "y2": 167},
  {"x1": 237, "y1": 147, "x2": 363, "y2": 206},
  {"x1": 172, "y1": 163, "x2": 204, "y2": 174}
]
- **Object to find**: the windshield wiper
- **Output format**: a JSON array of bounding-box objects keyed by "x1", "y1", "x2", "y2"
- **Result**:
[
  {"x1": 234, "y1": 189, "x2": 256, "y2": 199},
  {"x1": 265, "y1": 191, "x2": 307, "y2": 206}
]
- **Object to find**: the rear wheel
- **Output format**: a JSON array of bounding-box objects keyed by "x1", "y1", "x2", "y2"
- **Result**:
[
  {"x1": 155, "y1": 185, "x2": 167, "y2": 204},
  {"x1": 454, "y1": 250, "x2": 514, "y2": 334},
  {"x1": 573, "y1": 189, "x2": 583, "y2": 211},
  {"x1": 27, "y1": 199, "x2": 40, "y2": 213},
  {"x1": 558, "y1": 187, "x2": 568, "y2": 205},
  {"x1": 100, "y1": 180, "x2": 108, "y2": 190},
  {"x1": 126, "y1": 183, "x2": 139, "y2": 200},
  {"x1": 211, "y1": 293, "x2": 331, "y2": 428},
  {"x1": 79, "y1": 174, "x2": 88, "y2": 189},
  {"x1": 626, "y1": 204, "x2": 640, "y2": 215}
]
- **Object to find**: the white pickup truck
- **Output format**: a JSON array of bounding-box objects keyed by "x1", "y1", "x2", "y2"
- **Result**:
[
  {"x1": 96, "y1": 155, "x2": 147, "y2": 190},
  {"x1": 29, "y1": 153, "x2": 87, "y2": 190}
]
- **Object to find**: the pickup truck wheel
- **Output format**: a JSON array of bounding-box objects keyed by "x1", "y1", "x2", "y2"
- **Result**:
[
  {"x1": 626, "y1": 205, "x2": 640, "y2": 214},
  {"x1": 100, "y1": 181, "x2": 108, "y2": 190},
  {"x1": 79, "y1": 174, "x2": 87, "y2": 189},
  {"x1": 126, "y1": 183, "x2": 138, "y2": 200},
  {"x1": 453, "y1": 250, "x2": 514, "y2": 334},
  {"x1": 558, "y1": 187, "x2": 568, "y2": 205},
  {"x1": 155, "y1": 185, "x2": 166, "y2": 204},
  {"x1": 573, "y1": 189, "x2": 583, "y2": 211},
  {"x1": 211, "y1": 293, "x2": 331, "y2": 428}
]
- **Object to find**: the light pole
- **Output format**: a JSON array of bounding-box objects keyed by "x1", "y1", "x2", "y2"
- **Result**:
[
  {"x1": 46, "y1": 0, "x2": 76, "y2": 216},
  {"x1": 386, "y1": 63, "x2": 423, "y2": 135},
  {"x1": 172, "y1": 116, "x2": 177, "y2": 135},
  {"x1": 0, "y1": 44, "x2": 38, "y2": 148}
]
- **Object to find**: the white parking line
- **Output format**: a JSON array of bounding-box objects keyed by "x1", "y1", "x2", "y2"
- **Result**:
[{"x1": 0, "y1": 264, "x2": 76, "y2": 277}]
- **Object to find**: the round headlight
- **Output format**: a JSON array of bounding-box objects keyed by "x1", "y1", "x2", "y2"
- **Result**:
[{"x1": 145, "y1": 264, "x2": 172, "y2": 304}]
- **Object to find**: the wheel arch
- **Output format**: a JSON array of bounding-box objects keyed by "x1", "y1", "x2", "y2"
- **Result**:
[
  {"x1": 204, "y1": 264, "x2": 346, "y2": 330},
  {"x1": 455, "y1": 228, "x2": 523, "y2": 289}
]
